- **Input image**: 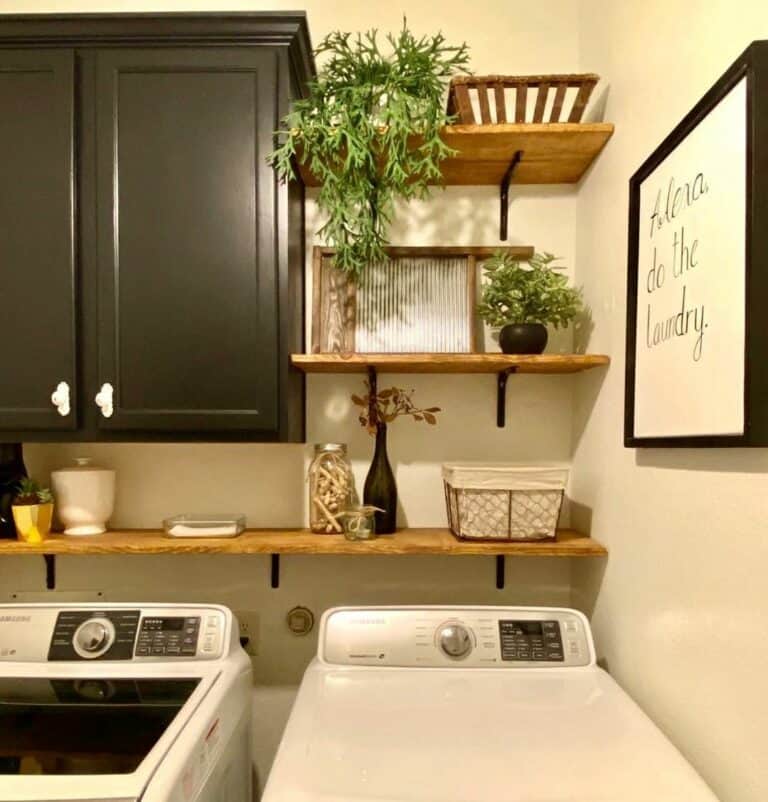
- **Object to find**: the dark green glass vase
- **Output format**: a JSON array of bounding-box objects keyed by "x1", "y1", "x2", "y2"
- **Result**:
[
  {"x1": 0, "y1": 443, "x2": 27, "y2": 539},
  {"x1": 363, "y1": 423, "x2": 397, "y2": 534}
]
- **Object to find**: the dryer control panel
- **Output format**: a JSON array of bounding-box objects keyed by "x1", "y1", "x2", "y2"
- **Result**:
[
  {"x1": 320, "y1": 606, "x2": 594, "y2": 668},
  {"x1": 0, "y1": 604, "x2": 229, "y2": 662}
]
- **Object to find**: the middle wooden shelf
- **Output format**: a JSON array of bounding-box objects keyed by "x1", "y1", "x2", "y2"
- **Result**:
[{"x1": 291, "y1": 353, "x2": 610, "y2": 374}]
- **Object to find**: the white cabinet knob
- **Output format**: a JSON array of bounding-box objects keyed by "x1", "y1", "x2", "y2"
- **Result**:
[
  {"x1": 51, "y1": 381, "x2": 71, "y2": 417},
  {"x1": 95, "y1": 383, "x2": 114, "y2": 418}
]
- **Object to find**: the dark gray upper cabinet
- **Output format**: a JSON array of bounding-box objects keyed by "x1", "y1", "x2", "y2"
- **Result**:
[
  {"x1": 0, "y1": 15, "x2": 313, "y2": 442},
  {"x1": 0, "y1": 50, "x2": 77, "y2": 431},
  {"x1": 94, "y1": 48, "x2": 279, "y2": 432}
]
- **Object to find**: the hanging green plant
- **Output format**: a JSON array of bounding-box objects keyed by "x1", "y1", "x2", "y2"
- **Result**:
[{"x1": 268, "y1": 22, "x2": 469, "y2": 278}]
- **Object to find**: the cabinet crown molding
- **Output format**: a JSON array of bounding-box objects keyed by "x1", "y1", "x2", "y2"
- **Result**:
[{"x1": 0, "y1": 12, "x2": 316, "y2": 96}]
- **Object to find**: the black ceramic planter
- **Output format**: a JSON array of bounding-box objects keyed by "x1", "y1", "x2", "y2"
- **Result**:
[{"x1": 499, "y1": 323, "x2": 548, "y2": 354}]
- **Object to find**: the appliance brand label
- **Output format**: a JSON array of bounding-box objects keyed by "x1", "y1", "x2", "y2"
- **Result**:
[{"x1": 0, "y1": 616, "x2": 31, "y2": 623}]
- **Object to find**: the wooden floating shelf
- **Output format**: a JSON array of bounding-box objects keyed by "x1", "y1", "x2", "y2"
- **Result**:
[
  {"x1": 292, "y1": 353, "x2": 611, "y2": 375},
  {"x1": 298, "y1": 123, "x2": 615, "y2": 187},
  {"x1": 0, "y1": 528, "x2": 606, "y2": 557}
]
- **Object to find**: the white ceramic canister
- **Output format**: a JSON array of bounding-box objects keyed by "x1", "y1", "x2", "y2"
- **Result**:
[{"x1": 51, "y1": 457, "x2": 116, "y2": 535}]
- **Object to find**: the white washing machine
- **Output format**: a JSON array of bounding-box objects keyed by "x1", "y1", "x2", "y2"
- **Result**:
[
  {"x1": 264, "y1": 606, "x2": 719, "y2": 802},
  {"x1": 0, "y1": 603, "x2": 252, "y2": 802}
]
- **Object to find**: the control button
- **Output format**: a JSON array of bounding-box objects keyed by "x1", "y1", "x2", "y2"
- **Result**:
[
  {"x1": 182, "y1": 646, "x2": 197, "y2": 655},
  {"x1": 136, "y1": 646, "x2": 150, "y2": 656},
  {"x1": 151, "y1": 646, "x2": 165, "y2": 655},
  {"x1": 565, "y1": 620, "x2": 577, "y2": 632},
  {"x1": 72, "y1": 618, "x2": 116, "y2": 659},
  {"x1": 166, "y1": 646, "x2": 181, "y2": 655},
  {"x1": 547, "y1": 651, "x2": 564, "y2": 660},
  {"x1": 437, "y1": 623, "x2": 473, "y2": 660},
  {"x1": 206, "y1": 616, "x2": 219, "y2": 629}
]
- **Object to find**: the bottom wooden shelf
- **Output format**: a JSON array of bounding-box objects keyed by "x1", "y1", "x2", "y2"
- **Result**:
[{"x1": 0, "y1": 528, "x2": 606, "y2": 557}]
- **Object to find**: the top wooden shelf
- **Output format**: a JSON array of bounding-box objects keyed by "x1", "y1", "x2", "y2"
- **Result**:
[
  {"x1": 298, "y1": 123, "x2": 615, "y2": 187},
  {"x1": 291, "y1": 353, "x2": 610, "y2": 375}
]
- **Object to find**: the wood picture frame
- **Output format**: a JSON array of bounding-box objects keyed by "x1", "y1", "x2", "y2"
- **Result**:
[
  {"x1": 625, "y1": 40, "x2": 768, "y2": 447},
  {"x1": 311, "y1": 246, "x2": 534, "y2": 354}
]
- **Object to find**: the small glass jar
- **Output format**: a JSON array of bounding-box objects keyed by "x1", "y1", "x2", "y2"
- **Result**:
[
  {"x1": 341, "y1": 506, "x2": 381, "y2": 541},
  {"x1": 308, "y1": 443, "x2": 355, "y2": 534}
]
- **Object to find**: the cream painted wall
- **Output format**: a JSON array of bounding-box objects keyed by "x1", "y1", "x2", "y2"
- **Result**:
[
  {"x1": 0, "y1": 0, "x2": 588, "y2": 790},
  {"x1": 572, "y1": 3, "x2": 768, "y2": 801}
]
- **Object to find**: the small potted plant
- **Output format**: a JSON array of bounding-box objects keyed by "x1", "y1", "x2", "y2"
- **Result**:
[
  {"x1": 12, "y1": 478, "x2": 54, "y2": 544},
  {"x1": 477, "y1": 251, "x2": 583, "y2": 354},
  {"x1": 352, "y1": 383, "x2": 440, "y2": 534}
]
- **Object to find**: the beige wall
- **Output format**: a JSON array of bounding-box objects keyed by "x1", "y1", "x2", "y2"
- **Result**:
[
  {"x1": 572, "y1": 3, "x2": 768, "y2": 802},
  {"x1": 0, "y1": 1, "x2": 586, "y2": 790}
]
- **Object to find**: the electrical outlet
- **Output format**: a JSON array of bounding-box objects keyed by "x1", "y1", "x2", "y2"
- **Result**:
[{"x1": 234, "y1": 610, "x2": 259, "y2": 656}]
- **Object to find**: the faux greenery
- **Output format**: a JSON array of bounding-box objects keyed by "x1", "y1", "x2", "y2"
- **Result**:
[
  {"x1": 269, "y1": 22, "x2": 469, "y2": 278},
  {"x1": 352, "y1": 382, "x2": 441, "y2": 434},
  {"x1": 477, "y1": 252, "x2": 583, "y2": 329},
  {"x1": 14, "y1": 478, "x2": 53, "y2": 506}
]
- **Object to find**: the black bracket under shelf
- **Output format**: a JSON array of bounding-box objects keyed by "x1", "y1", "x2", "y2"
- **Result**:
[
  {"x1": 270, "y1": 553, "x2": 280, "y2": 589},
  {"x1": 44, "y1": 555, "x2": 55, "y2": 590},
  {"x1": 497, "y1": 367, "x2": 518, "y2": 427},
  {"x1": 496, "y1": 555, "x2": 506, "y2": 589},
  {"x1": 499, "y1": 150, "x2": 523, "y2": 241}
]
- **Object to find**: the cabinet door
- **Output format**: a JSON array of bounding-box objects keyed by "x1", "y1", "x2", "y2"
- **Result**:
[
  {"x1": 0, "y1": 50, "x2": 76, "y2": 431},
  {"x1": 94, "y1": 49, "x2": 279, "y2": 432}
]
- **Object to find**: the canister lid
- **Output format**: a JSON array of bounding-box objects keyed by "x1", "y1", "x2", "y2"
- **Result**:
[{"x1": 51, "y1": 457, "x2": 113, "y2": 474}]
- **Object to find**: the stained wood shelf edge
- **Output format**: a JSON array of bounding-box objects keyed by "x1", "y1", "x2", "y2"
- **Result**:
[
  {"x1": 291, "y1": 353, "x2": 611, "y2": 374},
  {"x1": 0, "y1": 528, "x2": 607, "y2": 557},
  {"x1": 298, "y1": 122, "x2": 615, "y2": 187}
]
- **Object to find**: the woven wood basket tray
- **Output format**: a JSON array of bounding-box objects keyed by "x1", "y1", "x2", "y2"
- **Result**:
[{"x1": 447, "y1": 73, "x2": 599, "y2": 125}]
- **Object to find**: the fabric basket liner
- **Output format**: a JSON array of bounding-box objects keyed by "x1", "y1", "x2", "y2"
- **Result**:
[{"x1": 442, "y1": 463, "x2": 569, "y2": 491}]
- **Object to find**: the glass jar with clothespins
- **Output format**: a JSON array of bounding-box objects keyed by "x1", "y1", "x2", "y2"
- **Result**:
[{"x1": 308, "y1": 443, "x2": 355, "y2": 534}]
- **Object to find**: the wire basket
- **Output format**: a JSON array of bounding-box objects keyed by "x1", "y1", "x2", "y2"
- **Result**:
[{"x1": 442, "y1": 464, "x2": 567, "y2": 541}]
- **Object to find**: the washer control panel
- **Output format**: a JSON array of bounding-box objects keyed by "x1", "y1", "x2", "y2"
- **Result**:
[
  {"x1": 321, "y1": 607, "x2": 593, "y2": 668},
  {"x1": 33, "y1": 606, "x2": 228, "y2": 661},
  {"x1": 499, "y1": 620, "x2": 563, "y2": 662},
  {"x1": 49, "y1": 609, "x2": 139, "y2": 661}
]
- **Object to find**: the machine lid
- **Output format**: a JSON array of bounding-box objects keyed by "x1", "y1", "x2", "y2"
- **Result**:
[
  {"x1": 263, "y1": 662, "x2": 718, "y2": 802},
  {"x1": 0, "y1": 672, "x2": 217, "y2": 802},
  {"x1": 0, "y1": 677, "x2": 199, "y2": 777}
]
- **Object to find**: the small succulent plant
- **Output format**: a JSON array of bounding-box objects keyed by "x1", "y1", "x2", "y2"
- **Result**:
[{"x1": 14, "y1": 478, "x2": 54, "y2": 506}]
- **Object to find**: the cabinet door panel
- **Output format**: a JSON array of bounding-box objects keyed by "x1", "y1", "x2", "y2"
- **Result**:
[
  {"x1": 0, "y1": 50, "x2": 76, "y2": 431},
  {"x1": 95, "y1": 49, "x2": 278, "y2": 431}
]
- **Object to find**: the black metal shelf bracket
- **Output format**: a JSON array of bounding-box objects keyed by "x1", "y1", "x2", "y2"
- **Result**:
[
  {"x1": 496, "y1": 555, "x2": 505, "y2": 589},
  {"x1": 497, "y1": 367, "x2": 518, "y2": 427},
  {"x1": 44, "y1": 555, "x2": 56, "y2": 590},
  {"x1": 499, "y1": 150, "x2": 523, "y2": 241},
  {"x1": 270, "y1": 554, "x2": 280, "y2": 589}
]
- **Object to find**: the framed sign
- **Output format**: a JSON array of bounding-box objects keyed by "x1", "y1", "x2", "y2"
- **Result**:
[{"x1": 625, "y1": 41, "x2": 768, "y2": 447}]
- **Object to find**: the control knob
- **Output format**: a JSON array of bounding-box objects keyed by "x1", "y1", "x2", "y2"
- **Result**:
[
  {"x1": 73, "y1": 617, "x2": 115, "y2": 659},
  {"x1": 437, "y1": 622, "x2": 473, "y2": 659}
]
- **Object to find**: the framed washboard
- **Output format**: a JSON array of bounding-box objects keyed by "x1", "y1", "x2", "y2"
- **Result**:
[{"x1": 311, "y1": 246, "x2": 534, "y2": 354}]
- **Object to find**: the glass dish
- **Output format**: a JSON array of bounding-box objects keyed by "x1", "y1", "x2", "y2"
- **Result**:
[{"x1": 163, "y1": 514, "x2": 246, "y2": 538}]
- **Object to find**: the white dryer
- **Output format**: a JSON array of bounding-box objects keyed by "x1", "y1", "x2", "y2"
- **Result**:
[
  {"x1": 0, "y1": 603, "x2": 252, "y2": 802},
  {"x1": 264, "y1": 606, "x2": 719, "y2": 802}
]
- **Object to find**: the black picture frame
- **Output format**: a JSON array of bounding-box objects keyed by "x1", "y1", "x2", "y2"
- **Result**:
[{"x1": 625, "y1": 40, "x2": 768, "y2": 448}]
